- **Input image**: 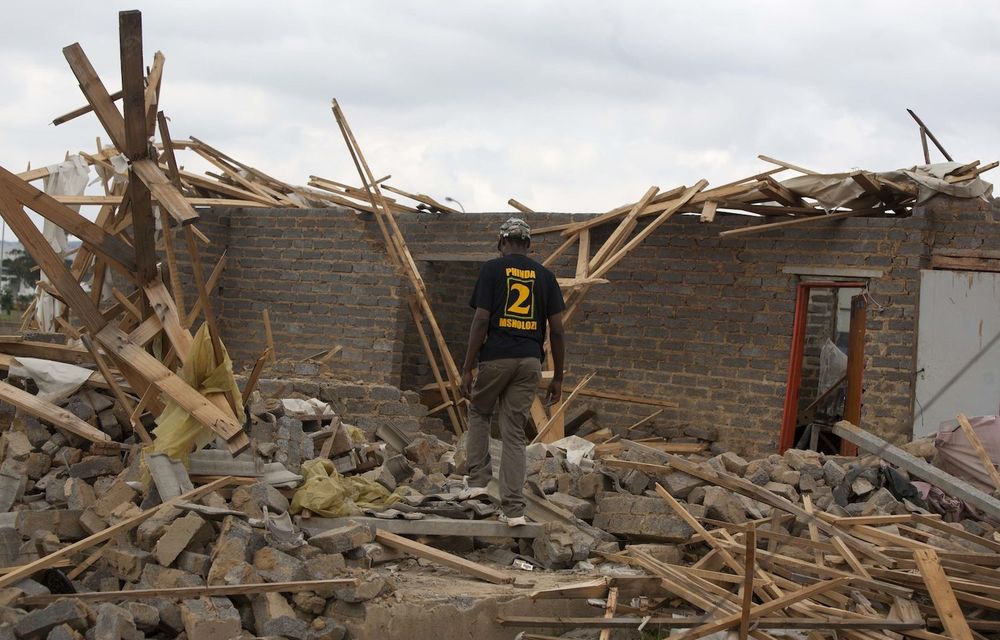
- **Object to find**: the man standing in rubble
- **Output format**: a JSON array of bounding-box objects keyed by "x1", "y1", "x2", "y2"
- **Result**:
[{"x1": 459, "y1": 217, "x2": 566, "y2": 527}]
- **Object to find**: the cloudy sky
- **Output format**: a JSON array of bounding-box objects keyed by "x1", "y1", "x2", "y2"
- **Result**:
[{"x1": 1, "y1": 1, "x2": 999, "y2": 216}]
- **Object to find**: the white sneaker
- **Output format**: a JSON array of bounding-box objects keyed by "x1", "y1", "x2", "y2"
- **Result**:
[
  {"x1": 499, "y1": 513, "x2": 528, "y2": 527},
  {"x1": 458, "y1": 487, "x2": 490, "y2": 500}
]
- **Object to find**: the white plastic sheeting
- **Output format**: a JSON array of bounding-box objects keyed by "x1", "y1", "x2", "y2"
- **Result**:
[
  {"x1": 8, "y1": 357, "x2": 93, "y2": 403},
  {"x1": 935, "y1": 415, "x2": 1000, "y2": 494},
  {"x1": 37, "y1": 155, "x2": 90, "y2": 331},
  {"x1": 746, "y1": 162, "x2": 993, "y2": 212}
]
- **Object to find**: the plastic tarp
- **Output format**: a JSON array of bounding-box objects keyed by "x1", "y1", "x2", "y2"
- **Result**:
[
  {"x1": 290, "y1": 458, "x2": 401, "y2": 518},
  {"x1": 146, "y1": 324, "x2": 245, "y2": 464},
  {"x1": 8, "y1": 357, "x2": 93, "y2": 403},
  {"x1": 37, "y1": 155, "x2": 89, "y2": 331},
  {"x1": 935, "y1": 415, "x2": 1000, "y2": 494},
  {"x1": 744, "y1": 162, "x2": 993, "y2": 212}
]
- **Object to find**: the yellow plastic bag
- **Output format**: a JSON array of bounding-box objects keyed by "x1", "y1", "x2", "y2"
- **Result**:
[
  {"x1": 290, "y1": 458, "x2": 401, "y2": 517},
  {"x1": 146, "y1": 324, "x2": 245, "y2": 464}
]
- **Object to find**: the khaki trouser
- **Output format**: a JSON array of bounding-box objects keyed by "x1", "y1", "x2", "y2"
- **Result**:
[{"x1": 465, "y1": 356, "x2": 542, "y2": 518}]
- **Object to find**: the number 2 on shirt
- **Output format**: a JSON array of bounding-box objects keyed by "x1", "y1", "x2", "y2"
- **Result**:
[{"x1": 504, "y1": 277, "x2": 534, "y2": 319}]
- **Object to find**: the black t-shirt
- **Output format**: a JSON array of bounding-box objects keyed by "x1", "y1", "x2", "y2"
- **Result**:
[{"x1": 469, "y1": 253, "x2": 566, "y2": 362}]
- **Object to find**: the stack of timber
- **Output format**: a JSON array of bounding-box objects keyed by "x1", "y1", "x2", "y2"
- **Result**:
[{"x1": 501, "y1": 431, "x2": 1000, "y2": 639}]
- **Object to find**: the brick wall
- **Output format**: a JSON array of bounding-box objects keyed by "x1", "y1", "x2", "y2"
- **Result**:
[
  {"x1": 396, "y1": 195, "x2": 996, "y2": 455},
  {"x1": 191, "y1": 194, "x2": 997, "y2": 456},
  {"x1": 176, "y1": 207, "x2": 407, "y2": 384}
]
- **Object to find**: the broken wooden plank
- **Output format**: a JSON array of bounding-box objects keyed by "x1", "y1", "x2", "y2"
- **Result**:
[
  {"x1": 301, "y1": 516, "x2": 541, "y2": 539},
  {"x1": 0, "y1": 380, "x2": 111, "y2": 444},
  {"x1": 131, "y1": 158, "x2": 200, "y2": 226},
  {"x1": 719, "y1": 209, "x2": 884, "y2": 238},
  {"x1": 832, "y1": 420, "x2": 1000, "y2": 521},
  {"x1": 532, "y1": 372, "x2": 595, "y2": 444},
  {"x1": 497, "y1": 616, "x2": 921, "y2": 631},
  {"x1": 508, "y1": 198, "x2": 535, "y2": 214},
  {"x1": 62, "y1": 43, "x2": 127, "y2": 150},
  {"x1": 0, "y1": 167, "x2": 138, "y2": 277},
  {"x1": 374, "y1": 530, "x2": 514, "y2": 584},
  {"x1": 913, "y1": 548, "x2": 974, "y2": 640},
  {"x1": 956, "y1": 413, "x2": 1000, "y2": 493}
]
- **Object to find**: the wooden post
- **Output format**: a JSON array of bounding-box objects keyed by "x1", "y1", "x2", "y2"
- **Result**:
[
  {"x1": 119, "y1": 11, "x2": 157, "y2": 306},
  {"x1": 842, "y1": 294, "x2": 866, "y2": 456},
  {"x1": 739, "y1": 525, "x2": 757, "y2": 640}
]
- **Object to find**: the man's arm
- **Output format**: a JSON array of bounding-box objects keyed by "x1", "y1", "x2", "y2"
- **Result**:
[
  {"x1": 460, "y1": 307, "x2": 491, "y2": 398},
  {"x1": 546, "y1": 312, "x2": 565, "y2": 405}
]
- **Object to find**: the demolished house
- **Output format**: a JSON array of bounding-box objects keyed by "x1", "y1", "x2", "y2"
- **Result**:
[{"x1": 0, "y1": 8, "x2": 997, "y2": 640}]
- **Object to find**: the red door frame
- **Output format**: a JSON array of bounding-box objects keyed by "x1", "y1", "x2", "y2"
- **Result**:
[{"x1": 779, "y1": 281, "x2": 867, "y2": 453}]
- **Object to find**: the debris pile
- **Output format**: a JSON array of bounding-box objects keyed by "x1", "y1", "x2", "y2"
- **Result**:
[{"x1": 0, "y1": 7, "x2": 999, "y2": 640}]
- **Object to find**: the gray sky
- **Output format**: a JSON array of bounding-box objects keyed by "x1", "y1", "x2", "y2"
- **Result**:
[{"x1": 2, "y1": 1, "x2": 999, "y2": 216}]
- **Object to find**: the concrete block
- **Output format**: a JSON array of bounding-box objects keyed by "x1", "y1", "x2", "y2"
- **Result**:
[
  {"x1": 180, "y1": 597, "x2": 241, "y2": 640},
  {"x1": 63, "y1": 478, "x2": 95, "y2": 512},
  {"x1": 703, "y1": 486, "x2": 748, "y2": 524},
  {"x1": 253, "y1": 547, "x2": 307, "y2": 583},
  {"x1": 155, "y1": 513, "x2": 212, "y2": 566},
  {"x1": 660, "y1": 470, "x2": 705, "y2": 499},
  {"x1": 140, "y1": 564, "x2": 205, "y2": 589},
  {"x1": 0, "y1": 473, "x2": 23, "y2": 514},
  {"x1": 231, "y1": 482, "x2": 289, "y2": 519},
  {"x1": 546, "y1": 492, "x2": 594, "y2": 521},
  {"x1": 176, "y1": 551, "x2": 211, "y2": 578},
  {"x1": 718, "y1": 451, "x2": 750, "y2": 476},
  {"x1": 308, "y1": 522, "x2": 374, "y2": 555},
  {"x1": 67, "y1": 456, "x2": 122, "y2": 479},
  {"x1": 123, "y1": 602, "x2": 159, "y2": 631},
  {"x1": 14, "y1": 598, "x2": 89, "y2": 638},
  {"x1": 93, "y1": 602, "x2": 140, "y2": 640},
  {"x1": 252, "y1": 592, "x2": 308, "y2": 639},
  {"x1": 17, "y1": 510, "x2": 86, "y2": 541},
  {"x1": 103, "y1": 546, "x2": 151, "y2": 582},
  {"x1": 2, "y1": 431, "x2": 33, "y2": 460},
  {"x1": 332, "y1": 576, "x2": 389, "y2": 603}
]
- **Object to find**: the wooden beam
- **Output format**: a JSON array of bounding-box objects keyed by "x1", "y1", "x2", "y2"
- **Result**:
[
  {"x1": 0, "y1": 189, "x2": 107, "y2": 331},
  {"x1": 719, "y1": 209, "x2": 883, "y2": 239},
  {"x1": 301, "y1": 516, "x2": 542, "y2": 539},
  {"x1": 374, "y1": 530, "x2": 513, "y2": 584},
  {"x1": 739, "y1": 526, "x2": 757, "y2": 640},
  {"x1": 757, "y1": 155, "x2": 819, "y2": 175},
  {"x1": 131, "y1": 159, "x2": 200, "y2": 226},
  {"x1": 832, "y1": 420, "x2": 1000, "y2": 521},
  {"x1": 907, "y1": 109, "x2": 953, "y2": 162},
  {"x1": 119, "y1": 10, "x2": 158, "y2": 291},
  {"x1": 79, "y1": 333, "x2": 146, "y2": 443},
  {"x1": 508, "y1": 198, "x2": 535, "y2": 214},
  {"x1": 700, "y1": 200, "x2": 718, "y2": 223},
  {"x1": 913, "y1": 549, "x2": 974, "y2": 640},
  {"x1": 95, "y1": 323, "x2": 248, "y2": 452},
  {"x1": 0, "y1": 167, "x2": 137, "y2": 276},
  {"x1": 0, "y1": 380, "x2": 111, "y2": 444},
  {"x1": 62, "y1": 43, "x2": 127, "y2": 150},
  {"x1": 498, "y1": 616, "x2": 921, "y2": 631},
  {"x1": 956, "y1": 413, "x2": 1000, "y2": 493},
  {"x1": 588, "y1": 186, "x2": 660, "y2": 272},
  {"x1": 532, "y1": 372, "x2": 595, "y2": 444},
  {"x1": 143, "y1": 279, "x2": 193, "y2": 362},
  {"x1": 52, "y1": 90, "x2": 124, "y2": 127},
  {"x1": 598, "y1": 587, "x2": 618, "y2": 640}
]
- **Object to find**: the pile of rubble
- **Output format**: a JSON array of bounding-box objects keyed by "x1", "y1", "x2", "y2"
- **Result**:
[{"x1": 0, "y1": 356, "x2": 999, "y2": 639}]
